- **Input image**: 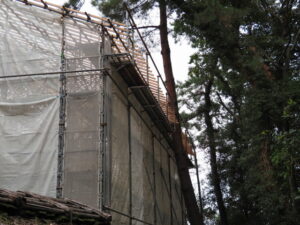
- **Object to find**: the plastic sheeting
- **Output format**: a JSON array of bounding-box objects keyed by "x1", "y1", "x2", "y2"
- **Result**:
[
  {"x1": 111, "y1": 84, "x2": 130, "y2": 225},
  {"x1": 141, "y1": 119, "x2": 155, "y2": 225},
  {"x1": 131, "y1": 109, "x2": 155, "y2": 225},
  {"x1": 171, "y1": 158, "x2": 183, "y2": 225},
  {"x1": 0, "y1": 0, "x2": 61, "y2": 197},
  {"x1": 154, "y1": 138, "x2": 164, "y2": 225},
  {"x1": 158, "y1": 141, "x2": 171, "y2": 225},
  {"x1": 110, "y1": 83, "x2": 182, "y2": 225},
  {"x1": 0, "y1": 96, "x2": 59, "y2": 197},
  {"x1": 0, "y1": 0, "x2": 62, "y2": 76},
  {"x1": 131, "y1": 109, "x2": 145, "y2": 225}
]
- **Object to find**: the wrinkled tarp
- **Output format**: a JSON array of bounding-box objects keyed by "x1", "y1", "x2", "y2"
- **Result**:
[{"x1": 0, "y1": 97, "x2": 59, "y2": 197}]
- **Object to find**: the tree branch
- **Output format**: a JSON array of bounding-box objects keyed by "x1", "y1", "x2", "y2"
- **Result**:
[
  {"x1": 216, "y1": 92, "x2": 234, "y2": 117},
  {"x1": 133, "y1": 25, "x2": 160, "y2": 29}
]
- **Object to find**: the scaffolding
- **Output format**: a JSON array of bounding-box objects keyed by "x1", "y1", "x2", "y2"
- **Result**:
[{"x1": 0, "y1": 0, "x2": 190, "y2": 225}]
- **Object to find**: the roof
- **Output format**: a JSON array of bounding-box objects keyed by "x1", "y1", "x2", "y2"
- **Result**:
[{"x1": 0, "y1": 189, "x2": 111, "y2": 225}]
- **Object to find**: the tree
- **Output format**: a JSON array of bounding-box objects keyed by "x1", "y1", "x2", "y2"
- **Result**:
[
  {"x1": 175, "y1": 0, "x2": 300, "y2": 224},
  {"x1": 63, "y1": 0, "x2": 85, "y2": 9},
  {"x1": 178, "y1": 54, "x2": 229, "y2": 225}
]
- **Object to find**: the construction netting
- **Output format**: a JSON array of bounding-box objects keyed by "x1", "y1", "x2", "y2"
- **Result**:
[
  {"x1": 63, "y1": 17, "x2": 103, "y2": 208},
  {"x1": 0, "y1": 0, "x2": 186, "y2": 224},
  {"x1": 110, "y1": 82, "x2": 185, "y2": 225}
]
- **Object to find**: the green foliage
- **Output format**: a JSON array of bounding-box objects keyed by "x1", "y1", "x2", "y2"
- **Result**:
[
  {"x1": 90, "y1": 0, "x2": 162, "y2": 48},
  {"x1": 91, "y1": 0, "x2": 156, "y2": 22},
  {"x1": 92, "y1": 0, "x2": 125, "y2": 21},
  {"x1": 63, "y1": 0, "x2": 84, "y2": 10},
  {"x1": 175, "y1": 0, "x2": 300, "y2": 224}
]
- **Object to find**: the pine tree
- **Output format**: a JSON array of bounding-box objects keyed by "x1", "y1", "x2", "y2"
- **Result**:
[{"x1": 175, "y1": 0, "x2": 300, "y2": 224}]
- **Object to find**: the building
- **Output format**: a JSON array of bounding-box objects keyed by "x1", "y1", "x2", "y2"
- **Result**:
[{"x1": 0, "y1": 0, "x2": 189, "y2": 224}]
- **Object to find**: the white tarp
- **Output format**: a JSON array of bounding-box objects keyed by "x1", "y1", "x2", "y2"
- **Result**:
[
  {"x1": 0, "y1": 96, "x2": 59, "y2": 197},
  {"x1": 0, "y1": 0, "x2": 61, "y2": 198},
  {"x1": 0, "y1": 0, "x2": 62, "y2": 76}
]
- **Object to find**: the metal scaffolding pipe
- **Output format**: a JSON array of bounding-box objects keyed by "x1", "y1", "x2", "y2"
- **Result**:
[
  {"x1": 56, "y1": 15, "x2": 66, "y2": 199},
  {"x1": 168, "y1": 155, "x2": 173, "y2": 225},
  {"x1": 152, "y1": 135, "x2": 157, "y2": 225},
  {"x1": 0, "y1": 69, "x2": 108, "y2": 79},
  {"x1": 128, "y1": 103, "x2": 133, "y2": 225},
  {"x1": 104, "y1": 206, "x2": 153, "y2": 225}
]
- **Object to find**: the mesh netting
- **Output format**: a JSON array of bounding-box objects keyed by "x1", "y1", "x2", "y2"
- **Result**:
[
  {"x1": 141, "y1": 123, "x2": 155, "y2": 225},
  {"x1": 63, "y1": 83, "x2": 101, "y2": 207},
  {"x1": 131, "y1": 109, "x2": 156, "y2": 225},
  {"x1": 64, "y1": 18, "x2": 102, "y2": 71},
  {"x1": 160, "y1": 144, "x2": 171, "y2": 225},
  {"x1": 62, "y1": 15, "x2": 103, "y2": 207},
  {"x1": 171, "y1": 158, "x2": 183, "y2": 225},
  {"x1": 131, "y1": 109, "x2": 145, "y2": 225},
  {"x1": 154, "y1": 138, "x2": 164, "y2": 225},
  {"x1": 111, "y1": 84, "x2": 130, "y2": 225}
]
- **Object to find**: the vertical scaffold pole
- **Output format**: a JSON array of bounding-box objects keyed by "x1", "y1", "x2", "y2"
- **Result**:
[
  {"x1": 168, "y1": 154, "x2": 173, "y2": 225},
  {"x1": 152, "y1": 135, "x2": 157, "y2": 225},
  {"x1": 99, "y1": 72, "x2": 107, "y2": 210},
  {"x1": 128, "y1": 102, "x2": 133, "y2": 225},
  {"x1": 57, "y1": 15, "x2": 66, "y2": 199},
  {"x1": 98, "y1": 25, "x2": 106, "y2": 211}
]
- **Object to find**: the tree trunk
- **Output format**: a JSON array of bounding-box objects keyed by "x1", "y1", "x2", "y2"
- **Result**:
[
  {"x1": 158, "y1": 1, "x2": 203, "y2": 225},
  {"x1": 204, "y1": 77, "x2": 228, "y2": 225},
  {"x1": 194, "y1": 146, "x2": 205, "y2": 222}
]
